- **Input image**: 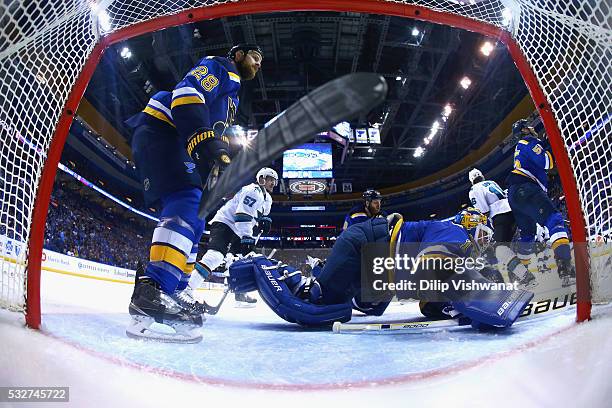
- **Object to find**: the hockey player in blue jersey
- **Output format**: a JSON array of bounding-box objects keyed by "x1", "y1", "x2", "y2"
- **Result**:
[
  {"x1": 228, "y1": 209, "x2": 533, "y2": 330},
  {"x1": 125, "y1": 44, "x2": 263, "y2": 343},
  {"x1": 505, "y1": 119, "x2": 575, "y2": 287},
  {"x1": 342, "y1": 189, "x2": 386, "y2": 230}
]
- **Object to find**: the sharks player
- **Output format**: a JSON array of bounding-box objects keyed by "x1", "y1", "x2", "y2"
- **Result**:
[
  {"x1": 125, "y1": 44, "x2": 263, "y2": 342},
  {"x1": 187, "y1": 168, "x2": 277, "y2": 306},
  {"x1": 506, "y1": 119, "x2": 575, "y2": 287},
  {"x1": 229, "y1": 208, "x2": 533, "y2": 330},
  {"x1": 468, "y1": 168, "x2": 535, "y2": 286},
  {"x1": 342, "y1": 189, "x2": 386, "y2": 230}
]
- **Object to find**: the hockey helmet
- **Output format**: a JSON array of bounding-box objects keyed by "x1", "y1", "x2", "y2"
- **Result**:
[
  {"x1": 363, "y1": 188, "x2": 382, "y2": 202},
  {"x1": 256, "y1": 167, "x2": 278, "y2": 186},
  {"x1": 512, "y1": 119, "x2": 530, "y2": 136},
  {"x1": 468, "y1": 168, "x2": 484, "y2": 185},
  {"x1": 228, "y1": 43, "x2": 263, "y2": 61}
]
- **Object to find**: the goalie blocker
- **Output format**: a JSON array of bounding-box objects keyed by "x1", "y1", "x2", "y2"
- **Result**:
[{"x1": 228, "y1": 217, "x2": 533, "y2": 329}]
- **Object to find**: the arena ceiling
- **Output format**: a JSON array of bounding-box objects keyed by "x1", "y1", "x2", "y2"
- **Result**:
[{"x1": 82, "y1": 10, "x2": 528, "y2": 192}]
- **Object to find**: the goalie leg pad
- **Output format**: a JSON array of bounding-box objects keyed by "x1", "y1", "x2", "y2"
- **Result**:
[
  {"x1": 445, "y1": 266, "x2": 534, "y2": 329},
  {"x1": 227, "y1": 257, "x2": 259, "y2": 294},
  {"x1": 233, "y1": 256, "x2": 352, "y2": 326}
]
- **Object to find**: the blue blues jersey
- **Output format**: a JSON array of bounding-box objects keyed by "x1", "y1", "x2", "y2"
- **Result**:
[
  {"x1": 396, "y1": 220, "x2": 474, "y2": 258},
  {"x1": 342, "y1": 205, "x2": 387, "y2": 230},
  {"x1": 131, "y1": 56, "x2": 241, "y2": 142},
  {"x1": 506, "y1": 135, "x2": 554, "y2": 191}
]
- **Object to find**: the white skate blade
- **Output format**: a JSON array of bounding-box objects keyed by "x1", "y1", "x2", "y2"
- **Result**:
[
  {"x1": 234, "y1": 301, "x2": 256, "y2": 309},
  {"x1": 126, "y1": 316, "x2": 203, "y2": 344}
]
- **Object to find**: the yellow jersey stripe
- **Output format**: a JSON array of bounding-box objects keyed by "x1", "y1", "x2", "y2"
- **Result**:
[
  {"x1": 150, "y1": 244, "x2": 187, "y2": 271},
  {"x1": 143, "y1": 106, "x2": 175, "y2": 127},
  {"x1": 351, "y1": 212, "x2": 368, "y2": 218},
  {"x1": 183, "y1": 262, "x2": 195, "y2": 275},
  {"x1": 170, "y1": 95, "x2": 205, "y2": 109},
  {"x1": 512, "y1": 169, "x2": 530, "y2": 177},
  {"x1": 228, "y1": 72, "x2": 240, "y2": 83},
  {"x1": 546, "y1": 151, "x2": 554, "y2": 169},
  {"x1": 551, "y1": 238, "x2": 570, "y2": 250}
]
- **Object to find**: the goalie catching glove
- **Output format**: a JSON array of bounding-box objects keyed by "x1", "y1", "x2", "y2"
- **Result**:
[{"x1": 185, "y1": 128, "x2": 231, "y2": 189}]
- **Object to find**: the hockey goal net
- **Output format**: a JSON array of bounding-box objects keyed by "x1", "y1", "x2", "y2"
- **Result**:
[{"x1": 0, "y1": 0, "x2": 610, "y2": 327}]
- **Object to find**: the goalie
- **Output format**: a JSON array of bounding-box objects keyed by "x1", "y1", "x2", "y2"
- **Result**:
[{"x1": 228, "y1": 209, "x2": 534, "y2": 330}]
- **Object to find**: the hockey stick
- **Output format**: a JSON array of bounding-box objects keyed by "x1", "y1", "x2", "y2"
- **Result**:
[
  {"x1": 198, "y1": 73, "x2": 388, "y2": 219},
  {"x1": 333, "y1": 289, "x2": 578, "y2": 334},
  {"x1": 204, "y1": 287, "x2": 230, "y2": 315}
]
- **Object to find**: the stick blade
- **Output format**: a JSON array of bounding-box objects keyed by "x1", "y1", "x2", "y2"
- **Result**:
[{"x1": 199, "y1": 73, "x2": 387, "y2": 218}]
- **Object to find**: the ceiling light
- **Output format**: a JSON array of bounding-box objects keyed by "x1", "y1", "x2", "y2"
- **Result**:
[
  {"x1": 367, "y1": 147, "x2": 373, "y2": 153},
  {"x1": 460, "y1": 76, "x2": 472, "y2": 89},
  {"x1": 443, "y1": 104, "x2": 453, "y2": 118},
  {"x1": 120, "y1": 47, "x2": 132, "y2": 59},
  {"x1": 413, "y1": 146, "x2": 425, "y2": 158},
  {"x1": 411, "y1": 28, "x2": 420, "y2": 36},
  {"x1": 480, "y1": 41, "x2": 494, "y2": 56}
]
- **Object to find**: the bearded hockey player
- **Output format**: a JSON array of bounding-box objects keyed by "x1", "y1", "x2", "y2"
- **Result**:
[
  {"x1": 468, "y1": 168, "x2": 535, "y2": 286},
  {"x1": 186, "y1": 167, "x2": 277, "y2": 306},
  {"x1": 228, "y1": 209, "x2": 533, "y2": 330},
  {"x1": 505, "y1": 119, "x2": 575, "y2": 287},
  {"x1": 125, "y1": 44, "x2": 263, "y2": 343},
  {"x1": 342, "y1": 189, "x2": 386, "y2": 230}
]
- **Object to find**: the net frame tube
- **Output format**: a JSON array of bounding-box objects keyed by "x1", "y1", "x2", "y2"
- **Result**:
[{"x1": 24, "y1": 0, "x2": 591, "y2": 328}]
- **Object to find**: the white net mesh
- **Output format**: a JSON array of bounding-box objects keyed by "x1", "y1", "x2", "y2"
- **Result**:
[{"x1": 0, "y1": 0, "x2": 610, "y2": 314}]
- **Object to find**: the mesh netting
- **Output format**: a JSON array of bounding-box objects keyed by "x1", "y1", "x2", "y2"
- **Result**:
[{"x1": 0, "y1": 0, "x2": 610, "y2": 314}]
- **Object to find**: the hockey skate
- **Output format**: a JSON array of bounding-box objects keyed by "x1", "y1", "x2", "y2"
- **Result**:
[
  {"x1": 557, "y1": 259, "x2": 576, "y2": 288},
  {"x1": 127, "y1": 276, "x2": 203, "y2": 343},
  {"x1": 508, "y1": 269, "x2": 537, "y2": 289},
  {"x1": 171, "y1": 287, "x2": 207, "y2": 317},
  {"x1": 234, "y1": 292, "x2": 257, "y2": 308}
]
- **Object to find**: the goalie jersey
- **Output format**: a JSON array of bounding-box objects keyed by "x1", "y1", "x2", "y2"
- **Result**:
[
  {"x1": 469, "y1": 180, "x2": 511, "y2": 219},
  {"x1": 129, "y1": 56, "x2": 241, "y2": 143},
  {"x1": 506, "y1": 135, "x2": 554, "y2": 192},
  {"x1": 210, "y1": 183, "x2": 272, "y2": 239}
]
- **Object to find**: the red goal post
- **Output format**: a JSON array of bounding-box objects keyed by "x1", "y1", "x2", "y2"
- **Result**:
[{"x1": 0, "y1": 0, "x2": 609, "y2": 329}]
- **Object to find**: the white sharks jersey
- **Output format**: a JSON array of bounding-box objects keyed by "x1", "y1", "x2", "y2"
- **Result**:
[
  {"x1": 210, "y1": 183, "x2": 272, "y2": 238},
  {"x1": 469, "y1": 180, "x2": 512, "y2": 219}
]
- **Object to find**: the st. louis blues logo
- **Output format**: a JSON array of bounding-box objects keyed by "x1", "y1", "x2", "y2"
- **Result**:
[{"x1": 184, "y1": 161, "x2": 196, "y2": 174}]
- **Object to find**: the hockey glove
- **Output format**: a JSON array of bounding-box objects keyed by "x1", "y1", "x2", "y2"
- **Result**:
[
  {"x1": 256, "y1": 216, "x2": 272, "y2": 235},
  {"x1": 240, "y1": 236, "x2": 256, "y2": 255},
  {"x1": 185, "y1": 128, "x2": 231, "y2": 188}
]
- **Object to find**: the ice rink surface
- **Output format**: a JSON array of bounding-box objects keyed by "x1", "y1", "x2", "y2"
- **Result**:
[{"x1": 1, "y1": 270, "x2": 611, "y2": 407}]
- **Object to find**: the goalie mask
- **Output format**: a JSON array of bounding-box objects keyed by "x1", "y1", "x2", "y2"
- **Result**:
[{"x1": 453, "y1": 208, "x2": 492, "y2": 250}]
